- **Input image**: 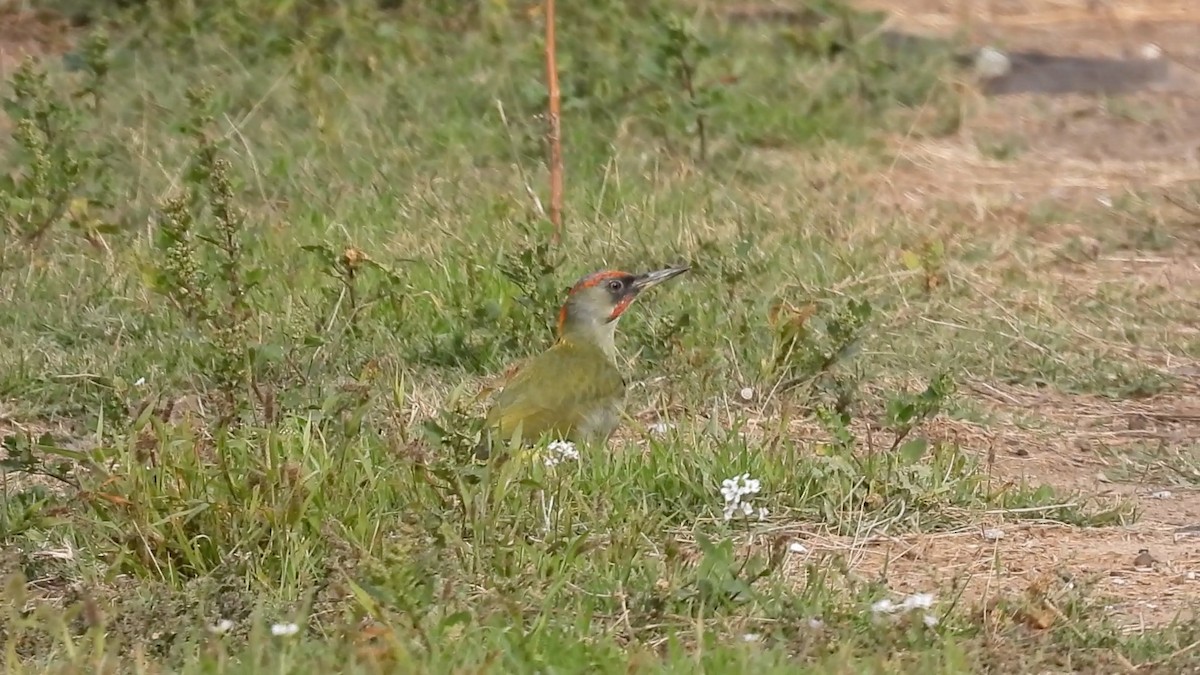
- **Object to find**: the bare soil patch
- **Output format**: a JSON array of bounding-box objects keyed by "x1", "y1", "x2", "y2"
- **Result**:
[
  {"x1": 787, "y1": 521, "x2": 1200, "y2": 629},
  {"x1": 873, "y1": 0, "x2": 1200, "y2": 213},
  {"x1": 951, "y1": 381, "x2": 1200, "y2": 509},
  {"x1": 771, "y1": 386, "x2": 1200, "y2": 628},
  {"x1": 882, "y1": 94, "x2": 1200, "y2": 221},
  {"x1": 0, "y1": 5, "x2": 74, "y2": 77},
  {"x1": 779, "y1": 0, "x2": 1200, "y2": 629}
]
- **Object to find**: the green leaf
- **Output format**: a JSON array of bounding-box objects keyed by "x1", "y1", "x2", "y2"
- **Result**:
[
  {"x1": 300, "y1": 244, "x2": 338, "y2": 268},
  {"x1": 344, "y1": 578, "x2": 384, "y2": 614},
  {"x1": 250, "y1": 343, "x2": 285, "y2": 368},
  {"x1": 517, "y1": 477, "x2": 545, "y2": 491},
  {"x1": 243, "y1": 267, "x2": 267, "y2": 289},
  {"x1": 437, "y1": 610, "x2": 472, "y2": 633},
  {"x1": 898, "y1": 438, "x2": 929, "y2": 464}
]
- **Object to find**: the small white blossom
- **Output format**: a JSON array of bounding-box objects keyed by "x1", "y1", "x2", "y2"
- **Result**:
[
  {"x1": 872, "y1": 599, "x2": 898, "y2": 614},
  {"x1": 902, "y1": 593, "x2": 935, "y2": 610},
  {"x1": 720, "y1": 473, "x2": 764, "y2": 521},
  {"x1": 923, "y1": 613, "x2": 939, "y2": 627},
  {"x1": 134, "y1": 377, "x2": 146, "y2": 387},
  {"x1": 720, "y1": 480, "x2": 742, "y2": 504},
  {"x1": 543, "y1": 440, "x2": 580, "y2": 468},
  {"x1": 209, "y1": 619, "x2": 234, "y2": 634},
  {"x1": 741, "y1": 633, "x2": 761, "y2": 642},
  {"x1": 873, "y1": 593, "x2": 936, "y2": 617},
  {"x1": 757, "y1": 507, "x2": 769, "y2": 521},
  {"x1": 648, "y1": 422, "x2": 674, "y2": 436},
  {"x1": 788, "y1": 542, "x2": 807, "y2": 554},
  {"x1": 271, "y1": 622, "x2": 299, "y2": 637}
]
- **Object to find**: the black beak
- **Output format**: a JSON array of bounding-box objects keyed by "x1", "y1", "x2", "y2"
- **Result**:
[{"x1": 631, "y1": 266, "x2": 689, "y2": 292}]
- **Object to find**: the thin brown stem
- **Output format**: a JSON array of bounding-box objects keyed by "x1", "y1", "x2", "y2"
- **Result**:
[{"x1": 544, "y1": 0, "x2": 563, "y2": 246}]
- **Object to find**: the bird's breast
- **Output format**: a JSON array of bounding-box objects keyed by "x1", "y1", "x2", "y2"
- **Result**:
[{"x1": 573, "y1": 394, "x2": 623, "y2": 442}]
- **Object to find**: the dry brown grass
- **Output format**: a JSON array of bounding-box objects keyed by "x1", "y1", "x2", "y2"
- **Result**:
[
  {"x1": 3, "y1": 3, "x2": 1200, "y2": 669},
  {"x1": 742, "y1": 0, "x2": 1200, "y2": 633}
]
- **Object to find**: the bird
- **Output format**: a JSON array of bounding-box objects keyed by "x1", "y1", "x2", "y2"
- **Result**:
[{"x1": 476, "y1": 265, "x2": 689, "y2": 460}]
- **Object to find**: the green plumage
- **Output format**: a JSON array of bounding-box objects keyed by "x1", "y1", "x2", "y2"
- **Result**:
[
  {"x1": 475, "y1": 265, "x2": 687, "y2": 460},
  {"x1": 485, "y1": 338, "x2": 625, "y2": 445}
]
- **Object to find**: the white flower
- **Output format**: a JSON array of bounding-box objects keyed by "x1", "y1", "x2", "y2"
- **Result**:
[
  {"x1": 543, "y1": 440, "x2": 579, "y2": 467},
  {"x1": 757, "y1": 507, "x2": 769, "y2": 521},
  {"x1": 807, "y1": 618, "x2": 824, "y2": 629},
  {"x1": 902, "y1": 593, "x2": 935, "y2": 611},
  {"x1": 209, "y1": 619, "x2": 234, "y2": 634},
  {"x1": 788, "y1": 542, "x2": 807, "y2": 554},
  {"x1": 134, "y1": 377, "x2": 146, "y2": 387},
  {"x1": 271, "y1": 622, "x2": 299, "y2": 637},
  {"x1": 719, "y1": 474, "x2": 760, "y2": 503},
  {"x1": 741, "y1": 633, "x2": 761, "y2": 642},
  {"x1": 720, "y1": 479, "x2": 742, "y2": 504},
  {"x1": 719, "y1": 473, "x2": 765, "y2": 521},
  {"x1": 872, "y1": 599, "x2": 898, "y2": 614},
  {"x1": 874, "y1": 593, "x2": 936, "y2": 618},
  {"x1": 923, "y1": 613, "x2": 939, "y2": 627},
  {"x1": 648, "y1": 422, "x2": 674, "y2": 436}
]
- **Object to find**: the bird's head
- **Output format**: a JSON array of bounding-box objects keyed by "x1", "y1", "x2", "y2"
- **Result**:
[{"x1": 556, "y1": 266, "x2": 689, "y2": 352}]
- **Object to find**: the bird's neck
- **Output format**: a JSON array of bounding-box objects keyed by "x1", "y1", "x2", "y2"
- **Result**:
[{"x1": 556, "y1": 316, "x2": 619, "y2": 361}]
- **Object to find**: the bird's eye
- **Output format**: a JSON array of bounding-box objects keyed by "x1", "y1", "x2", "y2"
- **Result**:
[{"x1": 607, "y1": 279, "x2": 623, "y2": 292}]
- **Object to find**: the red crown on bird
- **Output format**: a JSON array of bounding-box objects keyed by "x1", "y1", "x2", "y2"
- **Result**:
[{"x1": 555, "y1": 267, "x2": 689, "y2": 337}]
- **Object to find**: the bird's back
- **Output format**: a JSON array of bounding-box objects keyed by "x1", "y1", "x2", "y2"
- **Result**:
[{"x1": 486, "y1": 339, "x2": 625, "y2": 445}]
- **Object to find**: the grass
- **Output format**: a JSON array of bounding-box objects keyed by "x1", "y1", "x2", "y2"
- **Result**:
[{"x1": 1, "y1": 0, "x2": 1198, "y2": 672}]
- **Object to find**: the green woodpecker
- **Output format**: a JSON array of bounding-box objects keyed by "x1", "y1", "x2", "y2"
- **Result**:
[{"x1": 477, "y1": 266, "x2": 689, "y2": 459}]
